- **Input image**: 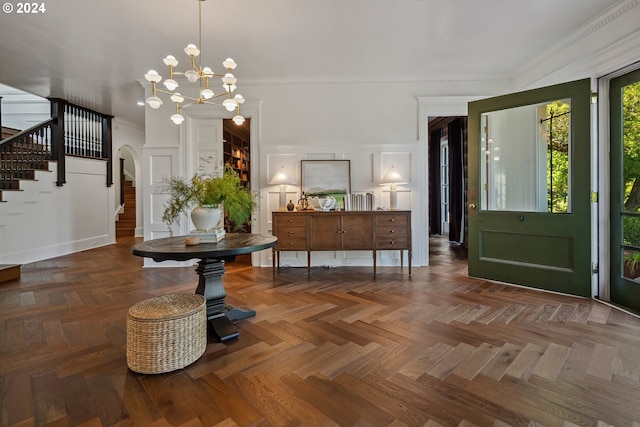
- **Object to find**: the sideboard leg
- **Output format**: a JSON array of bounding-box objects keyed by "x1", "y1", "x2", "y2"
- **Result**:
[
  {"x1": 307, "y1": 251, "x2": 311, "y2": 277},
  {"x1": 373, "y1": 250, "x2": 376, "y2": 275}
]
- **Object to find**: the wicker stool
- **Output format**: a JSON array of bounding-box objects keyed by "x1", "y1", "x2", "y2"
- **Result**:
[{"x1": 127, "y1": 293, "x2": 207, "y2": 374}]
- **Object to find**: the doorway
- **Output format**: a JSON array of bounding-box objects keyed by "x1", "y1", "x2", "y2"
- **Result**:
[
  {"x1": 222, "y1": 117, "x2": 251, "y2": 234},
  {"x1": 115, "y1": 145, "x2": 139, "y2": 240},
  {"x1": 428, "y1": 116, "x2": 468, "y2": 246}
]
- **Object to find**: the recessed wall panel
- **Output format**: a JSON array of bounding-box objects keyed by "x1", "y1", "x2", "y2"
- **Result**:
[
  {"x1": 149, "y1": 155, "x2": 173, "y2": 185},
  {"x1": 480, "y1": 230, "x2": 573, "y2": 270}
]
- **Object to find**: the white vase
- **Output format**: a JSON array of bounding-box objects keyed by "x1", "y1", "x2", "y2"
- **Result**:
[{"x1": 190, "y1": 205, "x2": 222, "y2": 231}]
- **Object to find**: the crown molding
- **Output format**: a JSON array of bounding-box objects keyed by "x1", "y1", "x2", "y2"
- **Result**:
[
  {"x1": 240, "y1": 76, "x2": 512, "y2": 88},
  {"x1": 514, "y1": 0, "x2": 640, "y2": 87}
]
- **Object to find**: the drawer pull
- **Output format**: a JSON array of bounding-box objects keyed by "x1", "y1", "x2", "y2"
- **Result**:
[
  {"x1": 389, "y1": 230, "x2": 394, "y2": 233},
  {"x1": 288, "y1": 231, "x2": 294, "y2": 235},
  {"x1": 390, "y1": 218, "x2": 395, "y2": 222},
  {"x1": 390, "y1": 241, "x2": 396, "y2": 245},
  {"x1": 288, "y1": 242, "x2": 295, "y2": 246},
  {"x1": 288, "y1": 219, "x2": 293, "y2": 223}
]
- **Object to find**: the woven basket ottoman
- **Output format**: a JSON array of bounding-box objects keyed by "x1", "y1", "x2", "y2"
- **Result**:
[{"x1": 127, "y1": 293, "x2": 207, "y2": 374}]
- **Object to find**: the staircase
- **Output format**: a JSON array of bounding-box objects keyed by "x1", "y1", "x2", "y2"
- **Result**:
[{"x1": 116, "y1": 179, "x2": 136, "y2": 238}]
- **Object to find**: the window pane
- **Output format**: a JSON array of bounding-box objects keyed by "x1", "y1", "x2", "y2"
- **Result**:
[
  {"x1": 480, "y1": 99, "x2": 571, "y2": 212},
  {"x1": 622, "y1": 215, "x2": 640, "y2": 247}
]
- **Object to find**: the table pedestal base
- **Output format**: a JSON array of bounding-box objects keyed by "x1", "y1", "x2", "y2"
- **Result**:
[{"x1": 194, "y1": 257, "x2": 255, "y2": 342}]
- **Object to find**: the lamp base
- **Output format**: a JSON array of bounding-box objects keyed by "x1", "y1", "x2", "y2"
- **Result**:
[
  {"x1": 389, "y1": 185, "x2": 398, "y2": 210},
  {"x1": 279, "y1": 190, "x2": 287, "y2": 211}
]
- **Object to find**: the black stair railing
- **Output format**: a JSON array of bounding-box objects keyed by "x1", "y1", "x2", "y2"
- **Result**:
[
  {"x1": 0, "y1": 119, "x2": 54, "y2": 189},
  {"x1": 0, "y1": 98, "x2": 113, "y2": 189}
]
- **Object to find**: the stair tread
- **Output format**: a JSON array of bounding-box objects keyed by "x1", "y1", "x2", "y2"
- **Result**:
[{"x1": 0, "y1": 264, "x2": 21, "y2": 284}]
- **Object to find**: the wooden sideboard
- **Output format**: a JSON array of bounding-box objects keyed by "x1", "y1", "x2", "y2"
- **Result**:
[{"x1": 272, "y1": 210, "x2": 411, "y2": 275}]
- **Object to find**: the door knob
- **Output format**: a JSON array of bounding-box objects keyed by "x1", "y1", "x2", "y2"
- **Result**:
[{"x1": 468, "y1": 203, "x2": 476, "y2": 209}]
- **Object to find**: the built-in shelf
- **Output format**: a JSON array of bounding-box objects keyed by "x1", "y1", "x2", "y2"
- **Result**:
[{"x1": 223, "y1": 118, "x2": 250, "y2": 186}]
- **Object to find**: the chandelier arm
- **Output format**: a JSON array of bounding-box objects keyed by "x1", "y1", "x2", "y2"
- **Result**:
[
  {"x1": 154, "y1": 88, "x2": 201, "y2": 104},
  {"x1": 201, "y1": 91, "x2": 233, "y2": 101},
  {"x1": 181, "y1": 100, "x2": 199, "y2": 109},
  {"x1": 200, "y1": 100, "x2": 228, "y2": 107}
]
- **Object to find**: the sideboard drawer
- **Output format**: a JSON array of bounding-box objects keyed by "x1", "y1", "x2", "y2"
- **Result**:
[
  {"x1": 376, "y1": 225, "x2": 408, "y2": 238},
  {"x1": 275, "y1": 215, "x2": 308, "y2": 228},
  {"x1": 375, "y1": 213, "x2": 409, "y2": 227},
  {"x1": 277, "y1": 238, "x2": 308, "y2": 250},
  {"x1": 276, "y1": 228, "x2": 307, "y2": 239},
  {"x1": 376, "y1": 237, "x2": 408, "y2": 249}
]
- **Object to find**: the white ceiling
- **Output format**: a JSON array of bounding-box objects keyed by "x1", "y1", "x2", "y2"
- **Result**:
[{"x1": 0, "y1": 0, "x2": 623, "y2": 127}]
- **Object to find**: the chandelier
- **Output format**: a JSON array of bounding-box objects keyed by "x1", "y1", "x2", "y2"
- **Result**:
[{"x1": 143, "y1": 0, "x2": 245, "y2": 125}]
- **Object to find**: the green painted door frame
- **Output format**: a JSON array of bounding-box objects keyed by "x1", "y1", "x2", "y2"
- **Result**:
[{"x1": 468, "y1": 79, "x2": 592, "y2": 297}]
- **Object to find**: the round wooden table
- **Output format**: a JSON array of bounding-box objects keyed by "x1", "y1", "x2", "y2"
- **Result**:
[{"x1": 132, "y1": 233, "x2": 277, "y2": 343}]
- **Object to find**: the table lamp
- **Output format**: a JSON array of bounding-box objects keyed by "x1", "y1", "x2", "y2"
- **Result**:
[
  {"x1": 380, "y1": 165, "x2": 407, "y2": 209},
  {"x1": 269, "y1": 166, "x2": 297, "y2": 210}
]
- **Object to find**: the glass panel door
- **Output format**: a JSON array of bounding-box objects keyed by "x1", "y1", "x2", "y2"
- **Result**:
[
  {"x1": 468, "y1": 79, "x2": 591, "y2": 296},
  {"x1": 610, "y1": 68, "x2": 640, "y2": 312}
]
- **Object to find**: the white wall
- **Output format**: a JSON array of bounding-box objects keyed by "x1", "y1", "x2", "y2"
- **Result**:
[{"x1": 0, "y1": 157, "x2": 113, "y2": 264}]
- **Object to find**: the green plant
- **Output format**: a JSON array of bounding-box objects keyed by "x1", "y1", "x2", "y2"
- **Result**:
[
  {"x1": 624, "y1": 250, "x2": 640, "y2": 276},
  {"x1": 162, "y1": 164, "x2": 255, "y2": 231}
]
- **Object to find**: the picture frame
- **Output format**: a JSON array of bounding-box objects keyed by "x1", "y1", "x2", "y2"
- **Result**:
[{"x1": 301, "y1": 160, "x2": 351, "y2": 206}]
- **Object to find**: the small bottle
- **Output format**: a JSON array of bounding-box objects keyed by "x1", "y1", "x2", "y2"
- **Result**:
[{"x1": 287, "y1": 200, "x2": 295, "y2": 211}]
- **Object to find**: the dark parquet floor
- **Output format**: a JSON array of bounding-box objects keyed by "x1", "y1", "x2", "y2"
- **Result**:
[{"x1": 1, "y1": 236, "x2": 640, "y2": 426}]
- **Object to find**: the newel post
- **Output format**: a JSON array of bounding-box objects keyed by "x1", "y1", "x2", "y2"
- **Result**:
[
  {"x1": 50, "y1": 99, "x2": 66, "y2": 186},
  {"x1": 103, "y1": 115, "x2": 113, "y2": 187}
]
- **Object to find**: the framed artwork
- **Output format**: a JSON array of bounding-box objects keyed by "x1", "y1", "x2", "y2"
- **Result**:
[{"x1": 301, "y1": 160, "x2": 351, "y2": 205}]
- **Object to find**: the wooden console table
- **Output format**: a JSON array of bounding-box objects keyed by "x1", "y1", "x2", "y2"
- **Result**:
[{"x1": 272, "y1": 210, "x2": 411, "y2": 275}]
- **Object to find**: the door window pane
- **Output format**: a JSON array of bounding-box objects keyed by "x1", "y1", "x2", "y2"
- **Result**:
[
  {"x1": 621, "y1": 81, "x2": 640, "y2": 216},
  {"x1": 480, "y1": 99, "x2": 571, "y2": 212},
  {"x1": 620, "y1": 81, "x2": 640, "y2": 281}
]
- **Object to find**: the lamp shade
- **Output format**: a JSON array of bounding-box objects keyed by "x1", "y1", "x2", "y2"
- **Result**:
[
  {"x1": 380, "y1": 165, "x2": 407, "y2": 185},
  {"x1": 269, "y1": 166, "x2": 297, "y2": 185}
]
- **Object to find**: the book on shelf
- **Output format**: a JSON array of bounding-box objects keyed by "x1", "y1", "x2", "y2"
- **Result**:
[
  {"x1": 344, "y1": 193, "x2": 376, "y2": 211},
  {"x1": 187, "y1": 228, "x2": 226, "y2": 243}
]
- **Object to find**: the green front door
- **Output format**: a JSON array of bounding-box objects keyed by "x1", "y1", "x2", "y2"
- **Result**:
[
  {"x1": 468, "y1": 79, "x2": 592, "y2": 297},
  {"x1": 610, "y1": 69, "x2": 640, "y2": 312}
]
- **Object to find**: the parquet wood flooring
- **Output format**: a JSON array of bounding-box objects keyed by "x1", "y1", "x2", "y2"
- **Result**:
[{"x1": 1, "y1": 236, "x2": 640, "y2": 426}]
